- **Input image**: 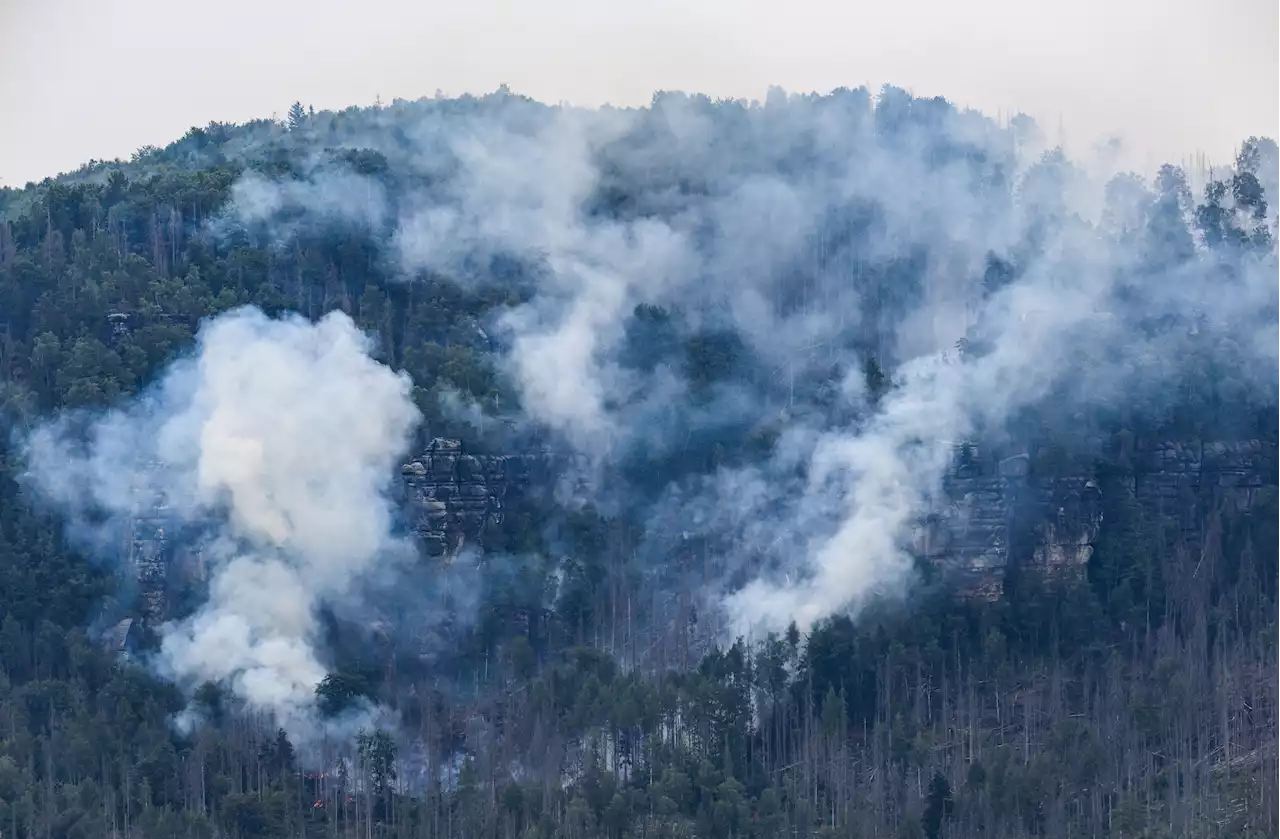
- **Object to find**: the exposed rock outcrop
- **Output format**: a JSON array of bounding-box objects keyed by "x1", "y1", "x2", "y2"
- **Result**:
[
  {"x1": 123, "y1": 512, "x2": 206, "y2": 626},
  {"x1": 118, "y1": 436, "x2": 1277, "y2": 630},
  {"x1": 397, "y1": 437, "x2": 562, "y2": 558},
  {"x1": 914, "y1": 438, "x2": 1276, "y2": 600},
  {"x1": 911, "y1": 445, "x2": 1106, "y2": 599}
]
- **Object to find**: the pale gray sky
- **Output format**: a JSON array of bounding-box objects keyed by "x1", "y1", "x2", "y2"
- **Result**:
[{"x1": 1, "y1": 0, "x2": 1276, "y2": 186}]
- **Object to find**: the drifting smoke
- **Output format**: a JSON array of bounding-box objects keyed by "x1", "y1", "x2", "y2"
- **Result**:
[
  {"x1": 393, "y1": 109, "x2": 696, "y2": 458},
  {"x1": 23, "y1": 307, "x2": 420, "y2": 741},
  {"x1": 228, "y1": 167, "x2": 390, "y2": 241},
  {"x1": 207, "y1": 89, "x2": 1280, "y2": 646},
  {"x1": 352, "y1": 93, "x2": 1272, "y2": 637}
]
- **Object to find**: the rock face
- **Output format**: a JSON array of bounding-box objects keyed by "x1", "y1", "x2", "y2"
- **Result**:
[
  {"x1": 397, "y1": 437, "x2": 563, "y2": 558},
  {"x1": 124, "y1": 512, "x2": 205, "y2": 626},
  {"x1": 120, "y1": 436, "x2": 1277, "y2": 628},
  {"x1": 912, "y1": 445, "x2": 1106, "y2": 599},
  {"x1": 126, "y1": 514, "x2": 173, "y2": 623},
  {"x1": 1129, "y1": 439, "x2": 1276, "y2": 558},
  {"x1": 120, "y1": 436, "x2": 563, "y2": 629},
  {"x1": 913, "y1": 438, "x2": 1277, "y2": 599}
]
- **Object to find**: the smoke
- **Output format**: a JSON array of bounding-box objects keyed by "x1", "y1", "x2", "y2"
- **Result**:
[
  {"x1": 214, "y1": 88, "x2": 1277, "y2": 644},
  {"x1": 22, "y1": 306, "x2": 421, "y2": 742},
  {"x1": 364, "y1": 94, "x2": 1019, "y2": 633},
  {"x1": 394, "y1": 108, "x2": 695, "y2": 459},
  {"x1": 230, "y1": 168, "x2": 388, "y2": 233},
  {"x1": 724, "y1": 225, "x2": 1109, "y2": 632}
]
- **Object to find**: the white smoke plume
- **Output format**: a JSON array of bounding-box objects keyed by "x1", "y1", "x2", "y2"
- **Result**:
[
  {"x1": 393, "y1": 109, "x2": 695, "y2": 458},
  {"x1": 22, "y1": 306, "x2": 421, "y2": 742},
  {"x1": 214, "y1": 89, "x2": 1278, "y2": 645},
  {"x1": 368, "y1": 95, "x2": 1083, "y2": 637},
  {"x1": 725, "y1": 230, "x2": 1112, "y2": 633}
]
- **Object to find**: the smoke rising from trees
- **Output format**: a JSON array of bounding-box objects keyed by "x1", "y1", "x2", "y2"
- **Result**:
[
  {"x1": 17, "y1": 86, "x2": 1279, "y2": 740},
  {"x1": 22, "y1": 307, "x2": 420, "y2": 742},
  {"x1": 231, "y1": 89, "x2": 1276, "y2": 637}
]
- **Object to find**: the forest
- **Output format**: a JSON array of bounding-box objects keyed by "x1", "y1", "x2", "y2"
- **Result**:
[{"x1": 0, "y1": 86, "x2": 1276, "y2": 839}]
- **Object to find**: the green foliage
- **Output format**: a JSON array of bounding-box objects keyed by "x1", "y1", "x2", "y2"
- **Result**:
[
  {"x1": 0, "y1": 94, "x2": 1272, "y2": 839},
  {"x1": 315, "y1": 671, "x2": 373, "y2": 718}
]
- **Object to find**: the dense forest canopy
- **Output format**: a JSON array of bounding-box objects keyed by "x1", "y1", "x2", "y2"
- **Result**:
[{"x1": 0, "y1": 86, "x2": 1276, "y2": 839}]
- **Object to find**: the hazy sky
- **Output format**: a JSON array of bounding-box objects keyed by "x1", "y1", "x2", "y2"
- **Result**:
[{"x1": 2, "y1": 0, "x2": 1276, "y2": 186}]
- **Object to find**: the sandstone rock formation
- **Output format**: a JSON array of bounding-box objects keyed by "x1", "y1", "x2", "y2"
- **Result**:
[
  {"x1": 913, "y1": 437, "x2": 1276, "y2": 599},
  {"x1": 397, "y1": 437, "x2": 562, "y2": 558},
  {"x1": 911, "y1": 445, "x2": 1104, "y2": 599},
  {"x1": 120, "y1": 436, "x2": 1277, "y2": 628}
]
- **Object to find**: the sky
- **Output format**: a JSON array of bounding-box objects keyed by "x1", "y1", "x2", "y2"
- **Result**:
[{"x1": 1, "y1": 0, "x2": 1276, "y2": 187}]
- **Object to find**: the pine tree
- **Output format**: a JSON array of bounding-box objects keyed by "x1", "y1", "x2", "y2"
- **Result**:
[
  {"x1": 923, "y1": 771, "x2": 954, "y2": 839},
  {"x1": 287, "y1": 101, "x2": 307, "y2": 130}
]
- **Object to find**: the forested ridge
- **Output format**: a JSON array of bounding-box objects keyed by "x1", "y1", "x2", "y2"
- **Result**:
[{"x1": 0, "y1": 88, "x2": 1276, "y2": 839}]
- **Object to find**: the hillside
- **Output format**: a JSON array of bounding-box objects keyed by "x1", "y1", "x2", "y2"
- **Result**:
[{"x1": 0, "y1": 87, "x2": 1276, "y2": 839}]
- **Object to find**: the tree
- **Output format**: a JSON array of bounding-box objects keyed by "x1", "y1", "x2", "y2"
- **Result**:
[
  {"x1": 922, "y1": 771, "x2": 954, "y2": 839},
  {"x1": 357, "y1": 729, "x2": 396, "y2": 794},
  {"x1": 1230, "y1": 161, "x2": 1272, "y2": 251},
  {"x1": 1145, "y1": 164, "x2": 1195, "y2": 268},
  {"x1": 315, "y1": 672, "x2": 371, "y2": 718},
  {"x1": 287, "y1": 101, "x2": 307, "y2": 130}
]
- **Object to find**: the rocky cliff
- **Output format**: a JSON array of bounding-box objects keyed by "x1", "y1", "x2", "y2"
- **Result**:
[
  {"x1": 397, "y1": 437, "x2": 565, "y2": 558},
  {"x1": 1130, "y1": 439, "x2": 1276, "y2": 554},
  {"x1": 121, "y1": 511, "x2": 206, "y2": 626},
  {"x1": 914, "y1": 438, "x2": 1277, "y2": 599},
  {"x1": 913, "y1": 443, "x2": 1112, "y2": 599},
  {"x1": 119, "y1": 436, "x2": 1277, "y2": 627}
]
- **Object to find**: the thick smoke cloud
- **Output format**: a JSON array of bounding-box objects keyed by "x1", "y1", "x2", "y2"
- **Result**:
[
  {"x1": 727, "y1": 226, "x2": 1137, "y2": 631},
  {"x1": 23, "y1": 307, "x2": 420, "y2": 741},
  {"x1": 369, "y1": 92, "x2": 1015, "y2": 461},
  {"x1": 220, "y1": 89, "x2": 1278, "y2": 642},
  {"x1": 393, "y1": 109, "x2": 696, "y2": 458}
]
